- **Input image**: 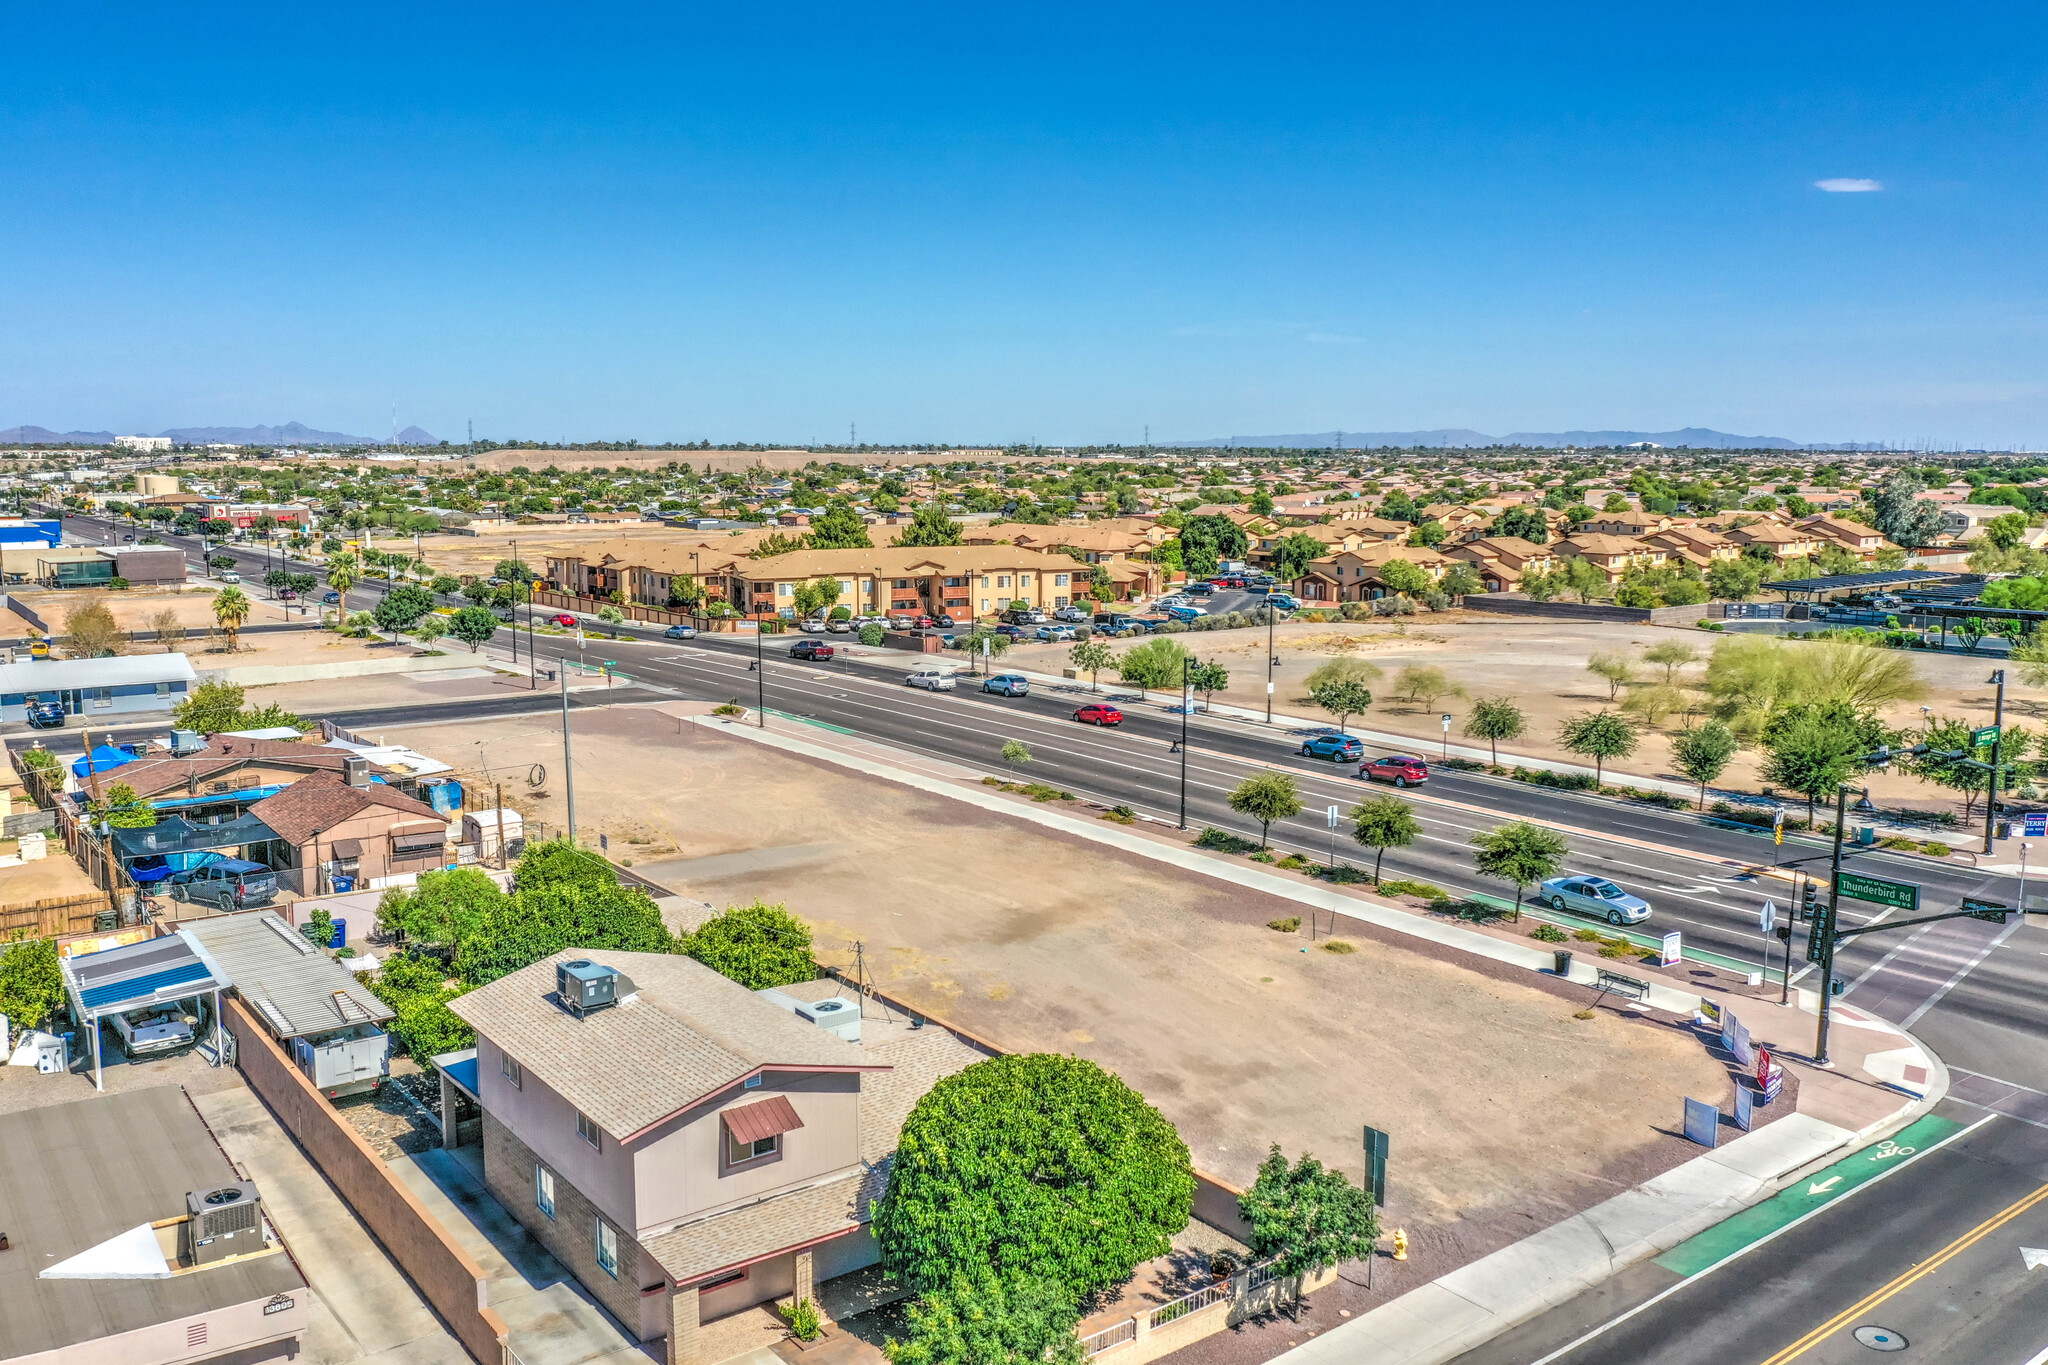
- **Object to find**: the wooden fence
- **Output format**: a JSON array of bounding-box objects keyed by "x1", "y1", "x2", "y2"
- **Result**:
[{"x1": 0, "y1": 890, "x2": 115, "y2": 940}]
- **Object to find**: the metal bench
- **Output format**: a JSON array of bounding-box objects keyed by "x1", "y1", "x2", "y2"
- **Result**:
[{"x1": 1594, "y1": 969, "x2": 1651, "y2": 1003}]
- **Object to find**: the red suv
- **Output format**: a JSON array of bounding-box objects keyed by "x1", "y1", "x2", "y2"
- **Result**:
[
  {"x1": 1211, "y1": 576, "x2": 1245, "y2": 588},
  {"x1": 1361, "y1": 755, "x2": 1429, "y2": 787},
  {"x1": 789, "y1": 640, "x2": 834, "y2": 661},
  {"x1": 551, "y1": 613, "x2": 580, "y2": 628},
  {"x1": 1074, "y1": 703, "x2": 1124, "y2": 727}
]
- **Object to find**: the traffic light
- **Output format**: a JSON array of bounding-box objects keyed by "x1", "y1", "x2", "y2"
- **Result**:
[
  {"x1": 1806, "y1": 897, "x2": 1834, "y2": 964},
  {"x1": 1800, "y1": 878, "x2": 1820, "y2": 923}
]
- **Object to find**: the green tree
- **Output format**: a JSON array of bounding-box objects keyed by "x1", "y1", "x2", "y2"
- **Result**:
[
  {"x1": 414, "y1": 615, "x2": 449, "y2": 646},
  {"x1": 1671, "y1": 720, "x2": 1740, "y2": 808},
  {"x1": 301, "y1": 907, "x2": 335, "y2": 950},
  {"x1": 171, "y1": 678, "x2": 305, "y2": 735},
  {"x1": 449, "y1": 606, "x2": 501, "y2": 652},
  {"x1": 1308, "y1": 678, "x2": 1374, "y2": 734},
  {"x1": 212, "y1": 586, "x2": 251, "y2": 648},
  {"x1": 1001, "y1": 738, "x2": 1032, "y2": 773},
  {"x1": 1187, "y1": 660, "x2": 1229, "y2": 705},
  {"x1": 1557, "y1": 710, "x2": 1639, "y2": 784},
  {"x1": 1178, "y1": 515, "x2": 1250, "y2": 578},
  {"x1": 376, "y1": 867, "x2": 508, "y2": 948},
  {"x1": 1585, "y1": 651, "x2": 1634, "y2": 700},
  {"x1": 1439, "y1": 562, "x2": 1483, "y2": 597},
  {"x1": 1116, "y1": 636, "x2": 1192, "y2": 689},
  {"x1": 682, "y1": 899, "x2": 816, "y2": 990},
  {"x1": 101, "y1": 781, "x2": 157, "y2": 828},
  {"x1": 1351, "y1": 795, "x2": 1421, "y2": 883},
  {"x1": 1391, "y1": 664, "x2": 1462, "y2": 709},
  {"x1": 1463, "y1": 695, "x2": 1526, "y2": 764},
  {"x1": 1239, "y1": 1145, "x2": 1381, "y2": 1280},
  {"x1": 1229, "y1": 770, "x2": 1303, "y2": 848},
  {"x1": 1068, "y1": 639, "x2": 1113, "y2": 692},
  {"x1": 899, "y1": 504, "x2": 965, "y2": 547},
  {"x1": 885, "y1": 1271, "x2": 1082, "y2": 1365},
  {"x1": 1470, "y1": 821, "x2": 1569, "y2": 918},
  {"x1": 808, "y1": 500, "x2": 874, "y2": 549},
  {"x1": 1269, "y1": 532, "x2": 1328, "y2": 583},
  {"x1": 874, "y1": 1053, "x2": 1193, "y2": 1301},
  {"x1": 1378, "y1": 559, "x2": 1434, "y2": 598},
  {"x1": 454, "y1": 841, "x2": 676, "y2": 985},
  {"x1": 374, "y1": 584, "x2": 437, "y2": 635},
  {"x1": 1984, "y1": 512, "x2": 2030, "y2": 551},
  {"x1": 1707, "y1": 558, "x2": 1766, "y2": 601},
  {"x1": 1641, "y1": 640, "x2": 1699, "y2": 683},
  {"x1": 494, "y1": 557, "x2": 534, "y2": 581},
  {"x1": 0, "y1": 937, "x2": 66, "y2": 1031},
  {"x1": 1761, "y1": 707, "x2": 1872, "y2": 823},
  {"x1": 1490, "y1": 506, "x2": 1549, "y2": 543},
  {"x1": 1870, "y1": 472, "x2": 1947, "y2": 548}
]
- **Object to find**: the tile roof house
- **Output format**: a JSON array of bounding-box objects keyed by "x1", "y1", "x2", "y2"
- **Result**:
[
  {"x1": 1442, "y1": 536, "x2": 1560, "y2": 590},
  {"x1": 1553, "y1": 533, "x2": 1667, "y2": 582},
  {"x1": 447, "y1": 950, "x2": 979, "y2": 1360},
  {"x1": 1292, "y1": 545, "x2": 1449, "y2": 603}
]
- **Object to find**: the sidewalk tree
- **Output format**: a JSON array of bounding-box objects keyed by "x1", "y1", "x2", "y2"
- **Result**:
[
  {"x1": 1463, "y1": 696, "x2": 1526, "y2": 765},
  {"x1": 1671, "y1": 721, "x2": 1740, "y2": 808},
  {"x1": 449, "y1": 606, "x2": 501, "y2": 652},
  {"x1": 1557, "y1": 710, "x2": 1639, "y2": 784},
  {"x1": 1585, "y1": 651, "x2": 1634, "y2": 700},
  {"x1": 1116, "y1": 636, "x2": 1191, "y2": 689},
  {"x1": 681, "y1": 899, "x2": 816, "y2": 990},
  {"x1": 1187, "y1": 661, "x2": 1229, "y2": 705},
  {"x1": 1470, "y1": 821, "x2": 1569, "y2": 919},
  {"x1": 211, "y1": 586, "x2": 251, "y2": 649},
  {"x1": 374, "y1": 584, "x2": 436, "y2": 636},
  {"x1": 874, "y1": 1053, "x2": 1193, "y2": 1302},
  {"x1": 1068, "y1": 639, "x2": 1113, "y2": 692},
  {"x1": 1761, "y1": 703, "x2": 1885, "y2": 822},
  {"x1": 1229, "y1": 770, "x2": 1302, "y2": 848},
  {"x1": 1001, "y1": 739, "x2": 1032, "y2": 773},
  {"x1": 1350, "y1": 795, "x2": 1421, "y2": 884},
  {"x1": 1239, "y1": 1145, "x2": 1381, "y2": 1281},
  {"x1": 413, "y1": 615, "x2": 449, "y2": 647}
]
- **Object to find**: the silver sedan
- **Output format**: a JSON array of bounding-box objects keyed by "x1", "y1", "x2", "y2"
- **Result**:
[{"x1": 1537, "y1": 875, "x2": 1651, "y2": 926}]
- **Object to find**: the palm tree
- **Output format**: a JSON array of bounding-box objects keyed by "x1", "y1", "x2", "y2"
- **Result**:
[
  {"x1": 213, "y1": 587, "x2": 251, "y2": 650},
  {"x1": 324, "y1": 552, "x2": 359, "y2": 629}
]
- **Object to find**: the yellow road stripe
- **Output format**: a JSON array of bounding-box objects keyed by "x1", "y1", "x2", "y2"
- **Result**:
[{"x1": 1758, "y1": 1180, "x2": 2048, "y2": 1364}]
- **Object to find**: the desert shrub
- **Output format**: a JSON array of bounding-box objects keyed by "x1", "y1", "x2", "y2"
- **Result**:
[
  {"x1": 1268, "y1": 917, "x2": 1302, "y2": 933},
  {"x1": 1531, "y1": 923, "x2": 1569, "y2": 943}
]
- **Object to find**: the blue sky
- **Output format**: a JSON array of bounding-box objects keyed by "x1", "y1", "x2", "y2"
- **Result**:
[{"x1": 5, "y1": 4, "x2": 2046, "y2": 447}]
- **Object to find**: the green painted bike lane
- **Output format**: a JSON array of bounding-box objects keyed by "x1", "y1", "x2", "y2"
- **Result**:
[{"x1": 1653, "y1": 1113, "x2": 1964, "y2": 1277}]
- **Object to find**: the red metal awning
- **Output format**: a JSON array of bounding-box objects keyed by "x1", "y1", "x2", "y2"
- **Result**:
[{"x1": 722, "y1": 1095, "x2": 804, "y2": 1145}]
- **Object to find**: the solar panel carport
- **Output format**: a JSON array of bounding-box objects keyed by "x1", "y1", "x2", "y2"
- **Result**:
[{"x1": 58, "y1": 932, "x2": 230, "y2": 1089}]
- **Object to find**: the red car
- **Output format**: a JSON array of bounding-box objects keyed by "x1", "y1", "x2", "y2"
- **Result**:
[
  {"x1": 1210, "y1": 576, "x2": 1245, "y2": 588},
  {"x1": 1361, "y1": 755, "x2": 1429, "y2": 787},
  {"x1": 790, "y1": 640, "x2": 834, "y2": 661},
  {"x1": 551, "y1": 613, "x2": 580, "y2": 628},
  {"x1": 1074, "y1": 703, "x2": 1124, "y2": 726}
]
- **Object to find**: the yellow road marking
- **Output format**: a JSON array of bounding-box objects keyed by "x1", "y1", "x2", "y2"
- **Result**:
[{"x1": 1757, "y1": 1179, "x2": 2048, "y2": 1364}]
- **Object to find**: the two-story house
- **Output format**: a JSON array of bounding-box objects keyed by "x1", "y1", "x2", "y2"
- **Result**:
[
  {"x1": 1552, "y1": 533, "x2": 1667, "y2": 582},
  {"x1": 1441, "y1": 536, "x2": 1558, "y2": 591},
  {"x1": 447, "y1": 951, "x2": 978, "y2": 1362}
]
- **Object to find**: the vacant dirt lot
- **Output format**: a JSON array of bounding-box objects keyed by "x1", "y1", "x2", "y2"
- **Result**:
[
  {"x1": 380, "y1": 705, "x2": 1731, "y2": 1253},
  {"x1": 1003, "y1": 616, "x2": 2035, "y2": 807}
]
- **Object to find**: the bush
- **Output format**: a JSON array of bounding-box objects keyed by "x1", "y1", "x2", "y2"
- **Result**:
[
  {"x1": 1571, "y1": 928, "x2": 1603, "y2": 941},
  {"x1": 1378, "y1": 878, "x2": 1448, "y2": 900},
  {"x1": 1275, "y1": 853, "x2": 1311, "y2": 871},
  {"x1": 782, "y1": 1299, "x2": 825, "y2": 1342},
  {"x1": 859, "y1": 622, "x2": 886, "y2": 646},
  {"x1": 712, "y1": 702, "x2": 745, "y2": 717},
  {"x1": 1531, "y1": 923, "x2": 1569, "y2": 943},
  {"x1": 1268, "y1": 916, "x2": 1302, "y2": 933},
  {"x1": 1320, "y1": 940, "x2": 1356, "y2": 954},
  {"x1": 683, "y1": 900, "x2": 816, "y2": 990},
  {"x1": 1194, "y1": 827, "x2": 1261, "y2": 854},
  {"x1": 884, "y1": 1271, "x2": 1081, "y2": 1365},
  {"x1": 0, "y1": 937, "x2": 64, "y2": 1031},
  {"x1": 1923, "y1": 841, "x2": 1952, "y2": 857},
  {"x1": 1317, "y1": 864, "x2": 1373, "y2": 884}
]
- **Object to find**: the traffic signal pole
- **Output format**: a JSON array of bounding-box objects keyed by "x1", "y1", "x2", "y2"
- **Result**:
[{"x1": 1814, "y1": 785, "x2": 1849, "y2": 1065}]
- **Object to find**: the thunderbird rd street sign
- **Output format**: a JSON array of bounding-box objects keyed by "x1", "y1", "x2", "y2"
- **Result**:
[{"x1": 1836, "y1": 871, "x2": 1919, "y2": 913}]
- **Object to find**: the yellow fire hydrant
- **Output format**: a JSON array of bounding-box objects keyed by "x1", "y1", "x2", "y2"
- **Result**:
[{"x1": 1392, "y1": 1227, "x2": 1409, "y2": 1261}]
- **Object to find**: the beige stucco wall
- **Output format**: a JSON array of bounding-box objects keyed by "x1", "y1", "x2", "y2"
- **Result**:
[
  {"x1": 632, "y1": 1071, "x2": 861, "y2": 1232},
  {"x1": 477, "y1": 1034, "x2": 638, "y2": 1229}
]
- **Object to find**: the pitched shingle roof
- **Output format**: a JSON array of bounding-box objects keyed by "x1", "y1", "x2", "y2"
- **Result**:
[
  {"x1": 246, "y1": 770, "x2": 445, "y2": 846},
  {"x1": 447, "y1": 950, "x2": 889, "y2": 1140}
]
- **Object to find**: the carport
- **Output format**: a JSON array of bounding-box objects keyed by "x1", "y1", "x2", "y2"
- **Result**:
[
  {"x1": 59, "y1": 932, "x2": 230, "y2": 1089},
  {"x1": 109, "y1": 811, "x2": 281, "y2": 884}
]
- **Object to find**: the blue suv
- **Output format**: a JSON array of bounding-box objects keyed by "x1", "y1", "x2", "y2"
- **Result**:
[
  {"x1": 1299, "y1": 734, "x2": 1365, "y2": 762},
  {"x1": 982, "y1": 674, "x2": 1030, "y2": 697}
]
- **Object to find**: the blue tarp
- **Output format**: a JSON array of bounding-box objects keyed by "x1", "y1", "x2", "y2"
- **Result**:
[{"x1": 72, "y1": 745, "x2": 139, "y2": 779}]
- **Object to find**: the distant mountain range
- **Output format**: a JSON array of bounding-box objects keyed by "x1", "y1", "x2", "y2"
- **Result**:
[
  {"x1": 1169, "y1": 427, "x2": 1817, "y2": 450},
  {"x1": 0, "y1": 421, "x2": 440, "y2": 446}
]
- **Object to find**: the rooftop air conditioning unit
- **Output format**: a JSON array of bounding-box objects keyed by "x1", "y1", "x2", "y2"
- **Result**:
[
  {"x1": 181, "y1": 1181, "x2": 262, "y2": 1265},
  {"x1": 557, "y1": 960, "x2": 631, "y2": 1017},
  {"x1": 169, "y1": 729, "x2": 202, "y2": 755},
  {"x1": 343, "y1": 757, "x2": 371, "y2": 788},
  {"x1": 796, "y1": 997, "x2": 861, "y2": 1043}
]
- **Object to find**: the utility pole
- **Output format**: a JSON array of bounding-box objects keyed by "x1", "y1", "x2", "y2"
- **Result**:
[
  {"x1": 1984, "y1": 668, "x2": 2006, "y2": 855},
  {"x1": 755, "y1": 621, "x2": 767, "y2": 727},
  {"x1": 560, "y1": 668, "x2": 577, "y2": 843},
  {"x1": 1815, "y1": 783, "x2": 1850, "y2": 1065},
  {"x1": 1265, "y1": 605, "x2": 1277, "y2": 724},
  {"x1": 1178, "y1": 655, "x2": 1191, "y2": 829}
]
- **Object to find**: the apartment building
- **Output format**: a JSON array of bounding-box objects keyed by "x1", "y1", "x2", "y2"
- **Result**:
[
  {"x1": 447, "y1": 952, "x2": 976, "y2": 1361},
  {"x1": 1441, "y1": 536, "x2": 1559, "y2": 591},
  {"x1": 1552, "y1": 533, "x2": 1669, "y2": 582},
  {"x1": 1641, "y1": 523, "x2": 1742, "y2": 567},
  {"x1": 1796, "y1": 513, "x2": 1898, "y2": 559},
  {"x1": 1292, "y1": 544, "x2": 1450, "y2": 603}
]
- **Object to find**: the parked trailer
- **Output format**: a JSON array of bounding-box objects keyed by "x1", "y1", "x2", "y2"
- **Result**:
[{"x1": 289, "y1": 1021, "x2": 390, "y2": 1099}]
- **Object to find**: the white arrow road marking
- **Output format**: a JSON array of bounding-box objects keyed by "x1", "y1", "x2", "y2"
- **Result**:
[
  {"x1": 2024, "y1": 1247, "x2": 2048, "y2": 1271},
  {"x1": 1808, "y1": 1176, "x2": 1844, "y2": 1196},
  {"x1": 1658, "y1": 884, "x2": 1721, "y2": 895}
]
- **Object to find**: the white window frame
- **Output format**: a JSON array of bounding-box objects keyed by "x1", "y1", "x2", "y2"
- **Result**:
[
  {"x1": 727, "y1": 1129, "x2": 781, "y2": 1165},
  {"x1": 595, "y1": 1216, "x2": 619, "y2": 1278},
  {"x1": 535, "y1": 1164, "x2": 555, "y2": 1219},
  {"x1": 500, "y1": 1053, "x2": 522, "y2": 1088},
  {"x1": 577, "y1": 1111, "x2": 602, "y2": 1149}
]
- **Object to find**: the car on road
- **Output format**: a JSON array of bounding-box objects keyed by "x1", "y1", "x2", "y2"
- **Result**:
[
  {"x1": 171, "y1": 858, "x2": 279, "y2": 911},
  {"x1": 1074, "y1": 702, "x2": 1123, "y2": 726},
  {"x1": 662, "y1": 623, "x2": 698, "y2": 640},
  {"x1": 982, "y1": 673, "x2": 1030, "y2": 697},
  {"x1": 1053, "y1": 606, "x2": 1092, "y2": 622},
  {"x1": 551, "y1": 613, "x2": 580, "y2": 628},
  {"x1": 1538, "y1": 876, "x2": 1651, "y2": 926},
  {"x1": 906, "y1": 667, "x2": 957, "y2": 690},
  {"x1": 1361, "y1": 754, "x2": 1429, "y2": 787},
  {"x1": 218, "y1": 571, "x2": 241, "y2": 583},
  {"x1": 789, "y1": 640, "x2": 835, "y2": 661},
  {"x1": 1034, "y1": 623, "x2": 1077, "y2": 641},
  {"x1": 1300, "y1": 734, "x2": 1365, "y2": 761},
  {"x1": 277, "y1": 589, "x2": 297, "y2": 601},
  {"x1": 322, "y1": 590, "x2": 341, "y2": 603}
]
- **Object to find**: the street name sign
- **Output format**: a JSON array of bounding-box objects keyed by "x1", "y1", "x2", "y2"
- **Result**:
[
  {"x1": 1836, "y1": 870, "x2": 1919, "y2": 913},
  {"x1": 1973, "y1": 725, "x2": 2001, "y2": 747}
]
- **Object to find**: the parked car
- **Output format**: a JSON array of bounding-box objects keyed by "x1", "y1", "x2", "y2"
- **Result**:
[
  {"x1": 1210, "y1": 575, "x2": 1245, "y2": 588},
  {"x1": 1300, "y1": 734, "x2": 1365, "y2": 762},
  {"x1": 551, "y1": 613, "x2": 580, "y2": 628},
  {"x1": 1246, "y1": 583, "x2": 1271, "y2": 595},
  {"x1": 935, "y1": 614, "x2": 961, "y2": 628},
  {"x1": 1538, "y1": 876, "x2": 1651, "y2": 926},
  {"x1": 1182, "y1": 582, "x2": 1215, "y2": 597},
  {"x1": 1005, "y1": 609, "x2": 1048, "y2": 625},
  {"x1": 1155, "y1": 595, "x2": 1190, "y2": 610},
  {"x1": 171, "y1": 858, "x2": 279, "y2": 911},
  {"x1": 662, "y1": 623, "x2": 698, "y2": 639},
  {"x1": 25, "y1": 698, "x2": 64, "y2": 728},
  {"x1": 1361, "y1": 755, "x2": 1429, "y2": 787},
  {"x1": 1034, "y1": 623, "x2": 1077, "y2": 641},
  {"x1": 993, "y1": 623, "x2": 1028, "y2": 640},
  {"x1": 1266, "y1": 593, "x2": 1301, "y2": 612},
  {"x1": 109, "y1": 1004, "x2": 195, "y2": 1058},
  {"x1": 218, "y1": 571, "x2": 241, "y2": 583},
  {"x1": 1053, "y1": 605, "x2": 1092, "y2": 622},
  {"x1": 982, "y1": 674, "x2": 1030, "y2": 697},
  {"x1": 1164, "y1": 605, "x2": 1207, "y2": 622},
  {"x1": 906, "y1": 667, "x2": 958, "y2": 691},
  {"x1": 825, "y1": 617, "x2": 853, "y2": 633},
  {"x1": 800, "y1": 618, "x2": 829, "y2": 633},
  {"x1": 789, "y1": 640, "x2": 834, "y2": 661},
  {"x1": 1074, "y1": 702, "x2": 1124, "y2": 726}
]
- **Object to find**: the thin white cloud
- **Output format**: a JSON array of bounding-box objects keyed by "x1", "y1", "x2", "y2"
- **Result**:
[{"x1": 1815, "y1": 178, "x2": 1883, "y2": 193}]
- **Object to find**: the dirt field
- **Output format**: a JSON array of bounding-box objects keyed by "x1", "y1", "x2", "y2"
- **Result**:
[
  {"x1": 375, "y1": 705, "x2": 1732, "y2": 1248},
  {"x1": 1003, "y1": 617, "x2": 2036, "y2": 807},
  {"x1": 410, "y1": 523, "x2": 709, "y2": 583}
]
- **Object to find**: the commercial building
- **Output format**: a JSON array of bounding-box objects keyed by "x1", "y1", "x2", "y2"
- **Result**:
[
  {"x1": 0, "y1": 1086, "x2": 310, "y2": 1365},
  {"x1": 0, "y1": 653, "x2": 197, "y2": 724},
  {"x1": 112, "y1": 434, "x2": 174, "y2": 452}
]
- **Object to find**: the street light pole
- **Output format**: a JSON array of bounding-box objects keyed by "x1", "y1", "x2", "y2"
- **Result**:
[
  {"x1": 755, "y1": 620, "x2": 767, "y2": 727},
  {"x1": 560, "y1": 667, "x2": 577, "y2": 843},
  {"x1": 1984, "y1": 668, "x2": 2007, "y2": 855},
  {"x1": 1178, "y1": 656, "x2": 1192, "y2": 830},
  {"x1": 1265, "y1": 605, "x2": 1276, "y2": 724},
  {"x1": 1815, "y1": 782, "x2": 1853, "y2": 1065}
]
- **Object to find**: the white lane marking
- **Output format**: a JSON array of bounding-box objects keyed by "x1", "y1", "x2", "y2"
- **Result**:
[{"x1": 1900, "y1": 915, "x2": 2027, "y2": 1029}]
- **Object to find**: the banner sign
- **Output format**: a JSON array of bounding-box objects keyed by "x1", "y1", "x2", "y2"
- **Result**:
[
  {"x1": 1661, "y1": 930, "x2": 1683, "y2": 967},
  {"x1": 2027, "y1": 811, "x2": 2047, "y2": 838},
  {"x1": 1734, "y1": 1081, "x2": 1755, "y2": 1132},
  {"x1": 1757, "y1": 1048, "x2": 1784, "y2": 1105},
  {"x1": 1683, "y1": 1097, "x2": 1720, "y2": 1148}
]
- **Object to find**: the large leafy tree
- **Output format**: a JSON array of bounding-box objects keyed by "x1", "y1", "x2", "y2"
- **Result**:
[
  {"x1": 1268, "y1": 532, "x2": 1327, "y2": 583},
  {"x1": 1463, "y1": 696, "x2": 1526, "y2": 765},
  {"x1": 1378, "y1": 559, "x2": 1434, "y2": 598},
  {"x1": 449, "y1": 606, "x2": 502, "y2": 652},
  {"x1": 898, "y1": 504, "x2": 965, "y2": 547},
  {"x1": 1870, "y1": 472, "x2": 1947, "y2": 549},
  {"x1": 1116, "y1": 636, "x2": 1192, "y2": 689},
  {"x1": 885, "y1": 1271, "x2": 1083, "y2": 1365},
  {"x1": 1179, "y1": 514, "x2": 1250, "y2": 578},
  {"x1": 1470, "y1": 821, "x2": 1569, "y2": 917},
  {"x1": 1308, "y1": 678, "x2": 1374, "y2": 734},
  {"x1": 1557, "y1": 710, "x2": 1639, "y2": 784},
  {"x1": 875, "y1": 1054, "x2": 1194, "y2": 1303},
  {"x1": 808, "y1": 500, "x2": 874, "y2": 549},
  {"x1": 1239, "y1": 1145, "x2": 1380, "y2": 1279},
  {"x1": 682, "y1": 900, "x2": 817, "y2": 989},
  {"x1": 1760, "y1": 704, "x2": 1881, "y2": 823},
  {"x1": 0, "y1": 938, "x2": 65, "y2": 1031},
  {"x1": 374, "y1": 584, "x2": 438, "y2": 635},
  {"x1": 1351, "y1": 795, "x2": 1420, "y2": 884},
  {"x1": 1490, "y1": 506, "x2": 1549, "y2": 544},
  {"x1": 1672, "y1": 721, "x2": 1740, "y2": 808},
  {"x1": 1229, "y1": 770, "x2": 1303, "y2": 848}
]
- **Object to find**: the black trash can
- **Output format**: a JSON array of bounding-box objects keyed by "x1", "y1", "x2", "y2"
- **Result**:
[{"x1": 1553, "y1": 948, "x2": 1573, "y2": 977}]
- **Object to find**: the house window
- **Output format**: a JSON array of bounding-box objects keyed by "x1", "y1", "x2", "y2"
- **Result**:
[
  {"x1": 979, "y1": 576, "x2": 990, "y2": 587},
  {"x1": 728, "y1": 1130, "x2": 780, "y2": 1164},
  {"x1": 1055, "y1": 573, "x2": 1069, "y2": 586},
  {"x1": 577, "y1": 1111, "x2": 602, "y2": 1149},
  {"x1": 501, "y1": 1054, "x2": 522, "y2": 1088},
  {"x1": 776, "y1": 583, "x2": 791, "y2": 597},
  {"x1": 89, "y1": 688, "x2": 112, "y2": 709},
  {"x1": 155, "y1": 681, "x2": 172, "y2": 696},
  {"x1": 1020, "y1": 574, "x2": 1032, "y2": 586},
  {"x1": 981, "y1": 598, "x2": 991, "y2": 611},
  {"x1": 997, "y1": 576, "x2": 1010, "y2": 588},
  {"x1": 893, "y1": 578, "x2": 910, "y2": 589},
  {"x1": 535, "y1": 1165, "x2": 556, "y2": 1219},
  {"x1": 595, "y1": 1217, "x2": 619, "y2": 1278}
]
